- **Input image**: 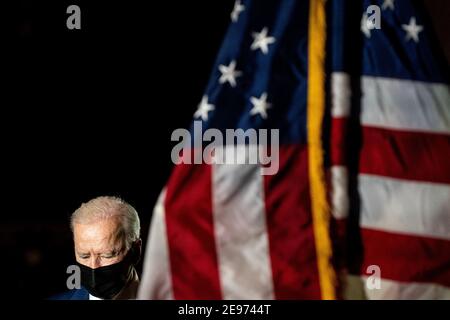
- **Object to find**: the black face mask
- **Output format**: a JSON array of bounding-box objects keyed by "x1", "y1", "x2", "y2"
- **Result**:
[{"x1": 78, "y1": 243, "x2": 140, "y2": 299}]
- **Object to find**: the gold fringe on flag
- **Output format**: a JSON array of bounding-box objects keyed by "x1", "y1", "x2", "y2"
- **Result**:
[{"x1": 307, "y1": 0, "x2": 337, "y2": 300}]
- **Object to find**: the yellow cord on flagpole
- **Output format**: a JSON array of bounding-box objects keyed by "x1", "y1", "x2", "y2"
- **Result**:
[{"x1": 307, "y1": 0, "x2": 336, "y2": 300}]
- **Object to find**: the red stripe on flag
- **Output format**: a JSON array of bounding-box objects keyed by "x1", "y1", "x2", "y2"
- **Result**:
[
  {"x1": 360, "y1": 126, "x2": 450, "y2": 183},
  {"x1": 359, "y1": 228, "x2": 450, "y2": 287},
  {"x1": 164, "y1": 162, "x2": 222, "y2": 299},
  {"x1": 330, "y1": 117, "x2": 349, "y2": 166},
  {"x1": 264, "y1": 145, "x2": 321, "y2": 299}
]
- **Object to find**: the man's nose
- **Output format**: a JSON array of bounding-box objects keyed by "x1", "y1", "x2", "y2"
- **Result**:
[{"x1": 87, "y1": 256, "x2": 102, "y2": 269}]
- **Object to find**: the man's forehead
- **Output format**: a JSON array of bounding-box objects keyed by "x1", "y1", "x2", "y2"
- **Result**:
[
  {"x1": 75, "y1": 236, "x2": 123, "y2": 253},
  {"x1": 73, "y1": 219, "x2": 124, "y2": 250}
]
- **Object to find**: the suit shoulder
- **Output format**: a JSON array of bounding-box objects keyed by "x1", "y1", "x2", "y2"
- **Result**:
[{"x1": 49, "y1": 288, "x2": 89, "y2": 300}]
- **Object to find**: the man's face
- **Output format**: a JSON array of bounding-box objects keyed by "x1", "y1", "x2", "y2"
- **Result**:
[{"x1": 73, "y1": 217, "x2": 127, "y2": 269}]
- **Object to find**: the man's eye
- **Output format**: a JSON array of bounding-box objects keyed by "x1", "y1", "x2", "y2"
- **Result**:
[{"x1": 79, "y1": 255, "x2": 89, "y2": 259}]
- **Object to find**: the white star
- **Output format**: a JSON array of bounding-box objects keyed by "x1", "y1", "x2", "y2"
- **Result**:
[
  {"x1": 382, "y1": 0, "x2": 395, "y2": 11},
  {"x1": 194, "y1": 95, "x2": 215, "y2": 121},
  {"x1": 251, "y1": 27, "x2": 276, "y2": 55},
  {"x1": 231, "y1": 0, "x2": 245, "y2": 23},
  {"x1": 402, "y1": 17, "x2": 424, "y2": 43},
  {"x1": 361, "y1": 13, "x2": 373, "y2": 38},
  {"x1": 249, "y1": 92, "x2": 271, "y2": 119},
  {"x1": 219, "y1": 60, "x2": 242, "y2": 87}
]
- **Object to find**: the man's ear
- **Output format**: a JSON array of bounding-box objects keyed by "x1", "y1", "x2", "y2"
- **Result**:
[
  {"x1": 136, "y1": 238, "x2": 142, "y2": 255},
  {"x1": 132, "y1": 239, "x2": 142, "y2": 264}
]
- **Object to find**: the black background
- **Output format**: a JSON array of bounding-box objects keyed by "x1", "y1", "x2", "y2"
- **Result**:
[
  {"x1": 1, "y1": 0, "x2": 449, "y2": 300},
  {"x1": 3, "y1": 0, "x2": 234, "y2": 299}
]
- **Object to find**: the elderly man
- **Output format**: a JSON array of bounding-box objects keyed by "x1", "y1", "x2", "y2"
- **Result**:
[{"x1": 53, "y1": 196, "x2": 142, "y2": 300}]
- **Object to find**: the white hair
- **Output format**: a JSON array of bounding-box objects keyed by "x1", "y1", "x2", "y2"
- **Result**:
[{"x1": 70, "y1": 196, "x2": 140, "y2": 250}]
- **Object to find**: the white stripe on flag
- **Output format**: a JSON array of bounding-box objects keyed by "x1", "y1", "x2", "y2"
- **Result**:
[
  {"x1": 331, "y1": 72, "x2": 351, "y2": 118},
  {"x1": 137, "y1": 189, "x2": 174, "y2": 300},
  {"x1": 345, "y1": 274, "x2": 450, "y2": 300},
  {"x1": 361, "y1": 76, "x2": 450, "y2": 134},
  {"x1": 331, "y1": 165, "x2": 349, "y2": 220},
  {"x1": 359, "y1": 174, "x2": 450, "y2": 240},
  {"x1": 212, "y1": 146, "x2": 274, "y2": 299}
]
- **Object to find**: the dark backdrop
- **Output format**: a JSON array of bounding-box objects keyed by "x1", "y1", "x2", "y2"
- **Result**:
[
  {"x1": 1, "y1": 0, "x2": 448, "y2": 299},
  {"x1": 2, "y1": 0, "x2": 234, "y2": 299}
]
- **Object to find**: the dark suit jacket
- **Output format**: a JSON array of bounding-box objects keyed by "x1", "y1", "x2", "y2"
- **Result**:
[{"x1": 50, "y1": 287, "x2": 89, "y2": 300}]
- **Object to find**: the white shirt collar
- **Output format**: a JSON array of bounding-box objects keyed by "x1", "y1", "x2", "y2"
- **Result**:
[{"x1": 89, "y1": 294, "x2": 103, "y2": 300}]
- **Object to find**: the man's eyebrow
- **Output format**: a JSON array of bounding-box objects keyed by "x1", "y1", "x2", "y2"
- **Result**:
[
  {"x1": 76, "y1": 247, "x2": 123, "y2": 256},
  {"x1": 101, "y1": 252, "x2": 116, "y2": 257}
]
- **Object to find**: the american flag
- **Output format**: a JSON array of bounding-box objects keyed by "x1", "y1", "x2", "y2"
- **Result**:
[
  {"x1": 138, "y1": 0, "x2": 450, "y2": 300},
  {"x1": 331, "y1": 0, "x2": 450, "y2": 299}
]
